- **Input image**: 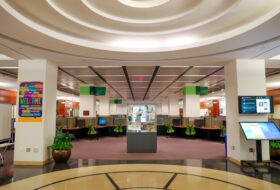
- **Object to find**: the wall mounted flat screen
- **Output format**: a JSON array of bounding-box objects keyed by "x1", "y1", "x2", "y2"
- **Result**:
[
  {"x1": 240, "y1": 122, "x2": 280, "y2": 140},
  {"x1": 98, "y1": 119, "x2": 106, "y2": 125},
  {"x1": 238, "y1": 96, "x2": 273, "y2": 114}
]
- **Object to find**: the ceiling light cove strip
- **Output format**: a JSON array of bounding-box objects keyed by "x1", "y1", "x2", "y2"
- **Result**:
[{"x1": 81, "y1": 0, "x2": 201, "y2": 24}]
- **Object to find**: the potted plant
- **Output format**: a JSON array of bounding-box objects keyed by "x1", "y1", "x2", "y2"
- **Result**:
[
  {"x1": 49, "y1": 132, "x2": 75, "y2": 163},
  {"x1": 114, "y1": 122, "x2": 123, "y2": 135},
  {"x1": 270, "y1": 140, "x2": 280, "y2": 161},
  {"x1": 185, "y1": 124, "x2": 196, "y2": 137},
  {"x1": 166, "y1": 123, "x2": 174, "y2": 135},
  {"x1": 88, "y1": 124, "x2": 98, "y2": 139}
]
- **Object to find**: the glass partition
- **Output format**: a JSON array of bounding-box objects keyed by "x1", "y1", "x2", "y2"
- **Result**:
[{"x1": 127, "y1": 105, "x2": 157, "y2": 132}]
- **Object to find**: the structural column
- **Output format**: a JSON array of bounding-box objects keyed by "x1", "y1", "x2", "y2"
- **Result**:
[
  {"x1": 161, "y1": 98, "x2": 169, "y2": 115},
  {"x1": 79, "y1": 93, "x2": 96, "y2": 117},
  {"x1": 225, "y1": 59, "x2": 269, "y2": 162},
  {"x1": 168, "y1": 94, "x2": 179, "y2": 116},
  {"x1": 183, "y1": 95, "x2": 200, "y2": 118},
  {"x1": 98, "y1": 92, "x2": 110, "y2": 116},
  {"x1": 14, "y1": 60, "x2": 57, "y2": 165}
]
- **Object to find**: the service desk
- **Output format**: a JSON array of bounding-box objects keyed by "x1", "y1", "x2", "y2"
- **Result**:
[{"x1": 195, "y1": 126, "x2": 221, "y2": 140}]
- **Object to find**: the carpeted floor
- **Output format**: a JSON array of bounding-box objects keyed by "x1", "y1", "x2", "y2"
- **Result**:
[{"x1": 71, "y1": 136, "x2": 226, "y2": 160}]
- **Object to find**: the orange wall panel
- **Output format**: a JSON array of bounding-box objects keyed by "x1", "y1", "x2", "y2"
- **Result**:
[{"x1": 0, "y1": 89, "x2": 17, "y2": 105}]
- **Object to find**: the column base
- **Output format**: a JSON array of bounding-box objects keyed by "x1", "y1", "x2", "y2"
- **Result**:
[
  {"x1": 227, "y1": 156, "x2": 241, "y2": 165},
  {"x1": 14, "y1": 158, "x2": 53, "y2": 166}
]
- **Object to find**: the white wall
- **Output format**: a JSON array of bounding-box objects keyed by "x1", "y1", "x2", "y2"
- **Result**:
[
  {"x1": 225, "y1": 59, "x2": 269, "y2": 162},
  {"x1": 79, "y1": 95, "x2": 96, "y2": 117},
  {"x1": 14, "y1": 60, "x2": 57, "y2": 163},
  {"x1": 273, "y1": 105, "x2": 280, "y2": 119}
]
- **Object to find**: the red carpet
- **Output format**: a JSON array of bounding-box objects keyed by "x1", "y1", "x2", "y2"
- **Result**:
[{"x1": 71, "y1": 136, "x2": 226, "y2": 160}]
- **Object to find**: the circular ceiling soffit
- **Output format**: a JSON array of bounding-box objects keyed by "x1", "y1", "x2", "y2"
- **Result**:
[
  {"x1": 1, "y1": 0, "x2": 280, "y2": 53},
  {"x1": 117, "y1": 0, "x2": 170, "y2": 8}
]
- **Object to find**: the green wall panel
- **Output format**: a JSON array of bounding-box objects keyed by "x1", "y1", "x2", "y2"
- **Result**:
[
  {"x1": 183, "y1": 86, "x2": 196, "y2": 95},
  {"x1": 80, "y1": 86, "x2": 90, "y2": 95},
  {"x1": 200, "y1": 86, "x2": 208, "y2": 95},
  {"x1": 94, "y1": 87, "x2": 106, "y2": 96}
]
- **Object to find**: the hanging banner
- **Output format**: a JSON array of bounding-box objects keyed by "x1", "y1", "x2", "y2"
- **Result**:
[{"x1": 18, "y1": 81, "x2": 43, "y2": 122}]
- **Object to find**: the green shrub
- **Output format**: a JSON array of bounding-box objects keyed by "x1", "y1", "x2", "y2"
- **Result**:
[
  {"x1": 114, "y1": 123, "x2": 123, "y2": 133},
  {"x1": 185, "y1": 124, "x2": 196, "y2": 136},
  {"x1": 88, "y1": 124, "x2": 97, "y2": 135},
  {"x1": 220, "y1": 125, "x2": 226, "y2": 137},
  {"x1": 166, "y1": 123, "x2": 174, "y2": 134},
  {"x1": 270, "y1": 141, "x2": 280, "y2": 149},
  {"x1": 49, "y1": 132, "x2": 75, "y2": 150}
]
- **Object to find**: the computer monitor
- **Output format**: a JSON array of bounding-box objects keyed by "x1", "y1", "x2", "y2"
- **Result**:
[
  {"x1": 222, "y1": 120, "x2": 226, "y2": 127},
  {"x1": 76, "y1": 120, "x2": 85, "y2": 127},
  {"x1": 114, "y1": 117, "x2": 119, "y2": 121},
  {"x1": 99, "y1": 119, "x2": 107, "y2": 125},
  {"x1": 173, "y1": 119, "x2": 181, "y2": 126},
  {"x1": 239, "y1": 122, "x2": 280, "y2": 140},
  {"x1": 160, "y1": 117, "x2": 165, "y2": 121},
  {"x1": 194, "y1": 119, "x2": 204, "y2": 127}
]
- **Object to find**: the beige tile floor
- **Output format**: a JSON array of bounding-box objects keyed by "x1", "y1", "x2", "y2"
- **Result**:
[{"x1": 0, "y1": 164, "x2": 279, "y2": 190}]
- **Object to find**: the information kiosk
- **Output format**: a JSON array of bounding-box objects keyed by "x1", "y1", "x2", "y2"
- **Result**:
[
  {"x1": 239, "y1": 122, "x2": 280, "y2": 171},
  {"x1": 126, "y1": 104, "x2": 157, "y2": 153}
]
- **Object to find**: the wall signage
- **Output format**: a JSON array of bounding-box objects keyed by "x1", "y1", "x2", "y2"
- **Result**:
[{"x1": 18, "y1": 81, "x2": 43, "y2": 122}]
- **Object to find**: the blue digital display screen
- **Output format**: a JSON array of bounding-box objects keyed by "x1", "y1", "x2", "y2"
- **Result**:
[
  {"x1": 239, "y1": 96, "x2": 273, "y2": 114},
  {"x1": 240, "y1": 122, "x2": 280, "y2": 140},
  {"x1": 160, "y1": 117, "x2": 165, "y2": 121},
  {"x1": 115, "y1": 117, "x2": 119, "y2": 121},
  {"x1": 99, "y1": 119, "x2": 106, "y2": 125}
]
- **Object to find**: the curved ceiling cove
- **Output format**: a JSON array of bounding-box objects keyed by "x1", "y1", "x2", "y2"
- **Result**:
[
  {"x1": 1, "y1": 0, "x2": 280, "y2": 53},
  {"x1": 117, "y1": 0, "x2": 170, "y2": 8}
]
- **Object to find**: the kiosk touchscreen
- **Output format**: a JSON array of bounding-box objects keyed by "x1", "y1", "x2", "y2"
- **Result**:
[{"x1": 239, "y1": 122, "x2": 280, "y2": 140}]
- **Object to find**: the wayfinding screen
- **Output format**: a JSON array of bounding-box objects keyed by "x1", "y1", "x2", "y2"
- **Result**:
[
  {"x1": 240, "y1": 122, "x2": 280, "y2": 140},
  {"x1": 239, "y1": 96, "x2": 273, "y2": 114}
]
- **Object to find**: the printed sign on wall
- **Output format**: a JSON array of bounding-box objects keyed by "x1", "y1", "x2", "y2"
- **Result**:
[{"x1": 18, "y1": 81, "x2": 43, "y2": 122}]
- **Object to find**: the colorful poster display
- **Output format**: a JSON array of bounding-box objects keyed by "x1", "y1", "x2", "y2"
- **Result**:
[{"x1": 18, "y1": 81, "x2": 43, "y2": 122}]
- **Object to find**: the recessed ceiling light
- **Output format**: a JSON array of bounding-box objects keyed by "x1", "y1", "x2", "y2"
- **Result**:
[
  {"x1": 108, "y1": 81, "x2": 127, "y2": 82},
  {"x1": 183, "y1": 75, "x2": 205, "y2": 77},
  {"x1": 75, "y1": 75, "x2": 97, "y2": 77},
  {"x1": 269, "y1": 54, "x2": 280, "y2": 60},
  {"x1": 194, "y1": 66, "x2": 222, "y2": 68},
  {"x1": 0, "y1": 54, "x2": 14, "y2": 60},
  {"x1": 103, "y1": 75, "x2": 124, "y2": 77},
  {"x1": 129, "y1": 75, "x2": 152, "y2": 77},
  {"x1": 161, "y1": 66, "x2": 188, "y2": 68},
  {"x1": 157, "y1": 75, "x2": 178, "y2": 77},
  {"x1": 60, "y1": 66, "x2": 88, "y2": 68},
  {"x1": 93, "y1": 66, "x2": 122, "y2": 68}
]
